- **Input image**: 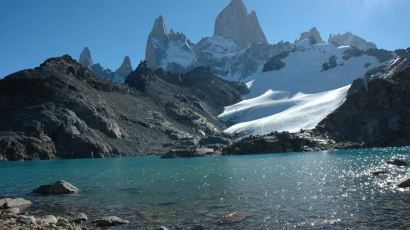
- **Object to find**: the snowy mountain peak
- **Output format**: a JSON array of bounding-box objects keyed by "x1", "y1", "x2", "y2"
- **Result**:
[
  {"x1": 214, "y1": 0, "x2": 268, "y2": 48},
  {"x1": 150, "y1": 15, "x2": 168, "y2": 39},
  {"x1": 79, "y1": 47, "x2": 93, "y2": 69},
  {"x1": 145, "y1": 16, "x2": 196, "y2": 70},
  {"x1": 328, "y1": 32, "x2": 377, "y2": 51},
  {"x1": 296, "y1": 27, "x2": 324, "y2": 45}
]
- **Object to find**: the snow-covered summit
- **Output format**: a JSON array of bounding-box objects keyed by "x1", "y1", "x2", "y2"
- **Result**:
[
  {"x1": 220, "y1": 42, "x2": 385, "y2": 137},
  {"x1": 140, "y1": 2, "x2": 392, "y2": 139},
  {"x1": 145, "y1": 16, "x2": 196, "y2": 71}
]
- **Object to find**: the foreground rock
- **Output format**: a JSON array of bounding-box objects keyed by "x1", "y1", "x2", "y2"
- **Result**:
[
  {"x1": 0, "y1": 198, "x2": 32, "y2": 214},
  {"x1": 397, "y1": 176, "x2": 410, "y2": 188},
  {"x1": 33, "y1": 180, "x2": 79, "y2": 195},
  {"x1": 93, "y1": 216, "x2": 129, "y2": 227},
  {"x1": 71, "y1": 212, "x2": 88, "y2": 223},
  {"x1": 371, "y1": 170, "x2": 387, "y2": 176},
  {"x1": 387, "y1": 159, "x2": 408, "y2": 167},
  {"x1": 0, "y1": 212, "x2": 90, "y2": 230},
  {"x1": 38, "y1": 215, "x2": 58, "y2": 225},
  {"x1": 221, "y1": 211, "x2": 251, "y2": 224}
]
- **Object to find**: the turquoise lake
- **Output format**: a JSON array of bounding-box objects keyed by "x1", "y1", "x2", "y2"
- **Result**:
[{"x1": 1, "y1": 148, "x2": 410, "y2": 229}]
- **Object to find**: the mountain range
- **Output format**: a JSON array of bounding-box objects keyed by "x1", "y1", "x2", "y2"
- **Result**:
[
  {"x1": 0, "y1": 0, "x2": 409, "y2": 161},
  {"x1": 142, "y1": 0, "x2": 394, "y2": 138}
]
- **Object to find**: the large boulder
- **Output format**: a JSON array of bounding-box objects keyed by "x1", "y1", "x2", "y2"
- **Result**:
[
  {"x1": 33, "y1": 180, "x2": 79, "y2": 195},
  {"x1": 38, "y1": 215, "x2": 58, "y2": 225},
  {"x1": 71, "y1": 212, "x2": 88, "y2": 223},
  {"x1": 397, "y1": 176, "x2": 410, "y2": 188},
  {"x1": 221, "y1": 211, "x2": 251, "y2": 224},
  {"x1": 0, "y1": 198, "x2": 32, "y2": 214},
  {"x1": 387, "y1": 159, "x2": 408, "y2": 167},
  {"x1": 92, "y1": 216, "x2": 129, "y2": 227}
]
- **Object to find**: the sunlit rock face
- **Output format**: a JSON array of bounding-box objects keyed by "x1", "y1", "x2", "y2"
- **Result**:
[
  {"x1": 328, "y1": 32, "x2": 377, "y2": 51},
  {"x1": 145, "y1": 16, "x2": 196, "y2": 71},
  {"x1": 214, "y1": 0, "x2": 268, "y2": 48},
  {"x1": 296, "y1": 27, "x2": 324, "y2": 45}
]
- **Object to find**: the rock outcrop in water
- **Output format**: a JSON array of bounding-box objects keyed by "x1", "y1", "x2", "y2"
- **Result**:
[
  {"x1": 92, "y1": 216, "x2": 129, "y2": 227},
  {"x1": 0, "y1": 55, "x2": 246, "y2": 161},
  {"x1": 397, "y1": 176, "x2": 410, "y2": 188},
  {"x1": 33, "y1": 180, "x2": 79, "y2": 195}
]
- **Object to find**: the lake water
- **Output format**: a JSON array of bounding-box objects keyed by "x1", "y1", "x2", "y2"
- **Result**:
[{"x1": 1, "y1": 148, "x2": 410, "y2": 229}]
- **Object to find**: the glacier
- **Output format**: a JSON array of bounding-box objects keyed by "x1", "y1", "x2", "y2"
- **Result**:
[{"x1": 219, "y1": 41, "x2": 383, "y2": 137}]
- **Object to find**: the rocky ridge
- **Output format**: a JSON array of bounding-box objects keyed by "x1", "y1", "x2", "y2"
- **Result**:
[
  {"x1": 145, "y1": 1, "x2": 294, "y2": 80},
  {"x1": 296, "y1": 27, "x2": 324, "y2": 45},
  {"x1": 144, "y1": 0, "x2": 383, "y2": 82},
  {"x1": 79, "y1": 47, "x2": 132, "y2": 83},
  {"x1": 329, "y1": 32, "x2": 377, "y2": 51},
  {"x1": 0, "y1": 55, "x2": 246, "y2": 161}
]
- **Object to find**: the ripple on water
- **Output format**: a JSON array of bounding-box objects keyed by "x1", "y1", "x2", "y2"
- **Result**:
[{"x1": 1, "y1": 147, "x2": 410, "y2": 228}]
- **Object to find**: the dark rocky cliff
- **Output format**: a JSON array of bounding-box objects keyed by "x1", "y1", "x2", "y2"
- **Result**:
[
  {"x1": 316, "y1": 48, "x2": 410, "y2": 147},
  {"x1": 0, "y1": 56, "x2": 246, "y2": 161}
]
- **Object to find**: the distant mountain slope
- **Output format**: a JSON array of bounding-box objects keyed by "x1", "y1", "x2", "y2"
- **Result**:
[
  {"x1": 0, "y1": 56, "x2": 245, "y2": 161},
  {"x1": 223, "y1": 48, "x2": 410, "y2": 155},
  {"x1": 143, "y1": 6, "x2": 393, "y2": 138},
  {"x1": 79, "y1": 47, "x2": 132, "y2": 83},
  {"x1": 219, "y1": 40, "x2": 391, "y2": 138},
  {"x1": 145, "y1": 0, "x2": 294, "y2": 80}
]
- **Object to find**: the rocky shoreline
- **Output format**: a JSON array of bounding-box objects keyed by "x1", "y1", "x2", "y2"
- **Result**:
[{"x1": 0, "y1": 181, "x2": 131, "y2": 230}]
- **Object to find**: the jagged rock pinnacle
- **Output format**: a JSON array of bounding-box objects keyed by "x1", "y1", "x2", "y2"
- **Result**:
[
  {"x1": 79, "y1": 47, "x2": 93, "y2": 69},
  {"x1": 150, "y1": 15, "x2": 168, "y2": 39},
  {"x1": 296, "y1": 27, "x2": 324, "y2": 45},
  {"x1": 214, "y1": 0, "x2": 268, "y2": 48},
  {"x1": 328, "y1": 32, "x2": 377, "y2": 51},
  {"x1": 115, "y1": 56, "x2": 133, "y2": 79}
]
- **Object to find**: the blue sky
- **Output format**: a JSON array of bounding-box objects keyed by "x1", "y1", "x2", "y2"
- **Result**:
[{"x1": 1, "y1": 0, "x2": 409, "y2": 77}]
